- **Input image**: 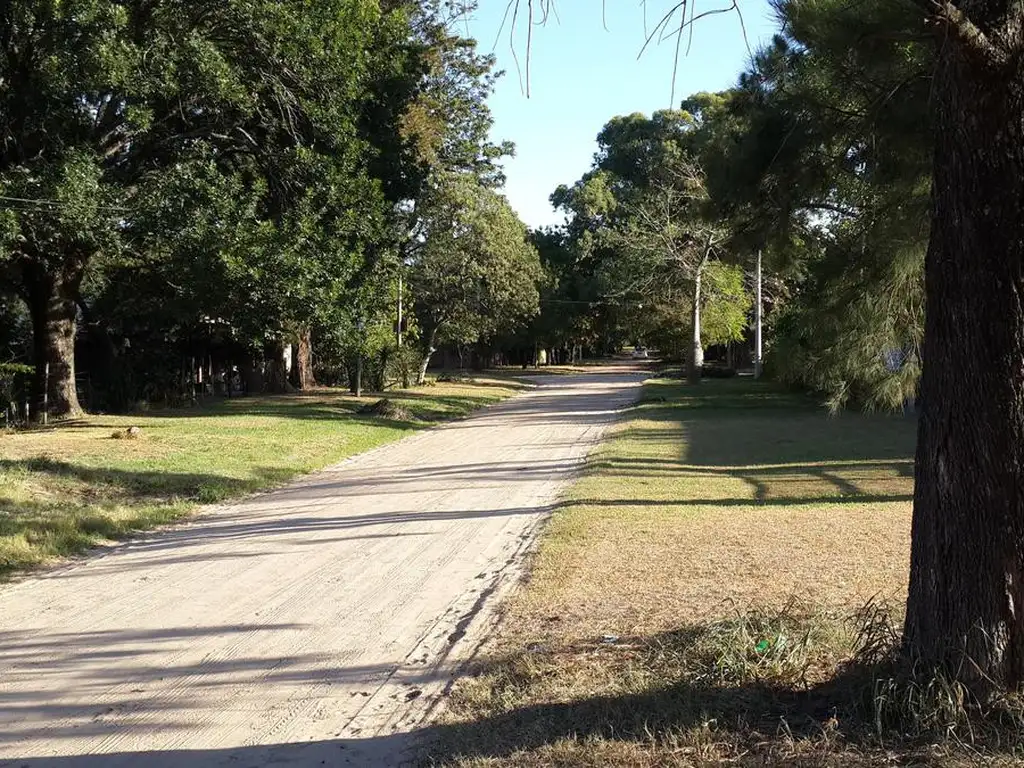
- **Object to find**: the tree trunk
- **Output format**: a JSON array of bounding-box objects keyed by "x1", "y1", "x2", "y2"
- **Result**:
[
  {"x1": 289, "y1": 328, "x2": 316, "y2": 390},
  {"x1": 23, "y1": 262, "x2": 84, "y2": 418},
  {"x1": 264, "y1": 340, "x2": 292, "y2": 394},
  {"x1": 239, "y1": 354, "x2": 264, "y2": 395},
  {"x1": 687, "y1": 260, "x2": 706, "y2": 385},
  {"x1": 904, "y1": 18, "x2": 1024, "y2": 694},
  {"x1": 401, "y1": 351, "x2": 412, "y2": 389},
  {"x1": 417, "y1": 326, "x2": 438, "y2": 385}
]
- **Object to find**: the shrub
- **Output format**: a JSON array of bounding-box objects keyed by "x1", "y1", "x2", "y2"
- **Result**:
[
  {"x1": 701, "y1": 364, "x2": 737, "y2": 379},
  {"x1": 0, "y1": 362, "x2": 33, "y2": 422}
]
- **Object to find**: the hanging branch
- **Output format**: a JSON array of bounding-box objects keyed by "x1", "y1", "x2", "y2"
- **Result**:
[{"x1": 503, "y1": 0, "x2": 748, "y2": 100}]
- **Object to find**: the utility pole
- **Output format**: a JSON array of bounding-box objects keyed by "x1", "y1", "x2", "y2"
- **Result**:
[{"x1": 754, "y1": 249, "x2": 763, "y2": 379}]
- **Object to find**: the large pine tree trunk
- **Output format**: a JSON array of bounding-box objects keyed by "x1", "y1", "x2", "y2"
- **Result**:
[
  {"x1": 904, "y1": 15, "x2": 1024, "y2": 693},
  {"x1": 23, "y1": 262, "x2": 84, "y2": 418}
]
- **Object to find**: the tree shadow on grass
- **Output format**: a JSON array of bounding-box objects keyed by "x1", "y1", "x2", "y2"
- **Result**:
[
  {"x1": 426, "y1": 671, "x2": 882, "y2": 766},
  {"x1": 601, "y1": 379, "x2": 918, "y2": 509},
  {"x1": 0, "y1": 457, "x2": 294, "y2": 503},
  {"x1": 65, "y1": 387, "x2": 514, "y2": 425},
  {"x1": 0, "y1": 458, "x2": 303, "y2": 577}
]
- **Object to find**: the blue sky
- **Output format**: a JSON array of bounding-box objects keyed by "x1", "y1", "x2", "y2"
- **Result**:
[{"x1": 464, "y1": 1, "x2": 781, "y2": 228}]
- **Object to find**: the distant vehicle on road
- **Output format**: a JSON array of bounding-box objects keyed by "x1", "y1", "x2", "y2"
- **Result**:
[{"x1": 631, "y1": 347, "x2": 649, "y2": 359}]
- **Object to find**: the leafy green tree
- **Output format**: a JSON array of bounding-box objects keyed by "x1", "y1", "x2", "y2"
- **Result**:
[
  {"x1": 701, "y1": 262, "x2": 752, "y2": 350},
  {"x1": 553, "y1": 108, "x2": 750, "y2": 379},
  {"x1": 390, "y1": 1, "x2": 517, "y2": 380},
  {"x1": 676, "y1": 0, "x2": 1024, "y2": 692},
  {"x1": 400, "y1": 1, "x2": 512, "y2": 189},
  {"x1": 407, "y1": 172, "x2": 543, "y2": 382},
  {"x1": 713, "y1": 3, "x2": 930, "y2": 410},
  {"x1": 604, "y1": 161, "x2": 730, "y2": 382},
  {"x1": 0, "y1": 0, "x2": 410, "y2": 414}
]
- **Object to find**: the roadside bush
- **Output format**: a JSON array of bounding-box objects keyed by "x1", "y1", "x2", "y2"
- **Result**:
[
  {"x1": 701, "y1": 364, "x2": 737, "y2": 379},
  {"x1": 437, "y1": 372, "x2": 473, "y2": 383},
  {"x1": 0, "y1": 362, "x2": 33, "y2": 423}
]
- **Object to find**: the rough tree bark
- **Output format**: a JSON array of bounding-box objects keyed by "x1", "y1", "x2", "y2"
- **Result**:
[
  {"x1": 289, "y1": 328, "x2": 316, "y2": 390},
  {"x1": 22, "y1": 260, "x2": 85, "y2": 418},
  {"x1": 904, "y1": 4, "x2": 1024, "y2": 693}
]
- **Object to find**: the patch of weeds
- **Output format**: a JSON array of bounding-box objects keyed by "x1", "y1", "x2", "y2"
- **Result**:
[
  {"x1": 436, "y1": 602, "x2": 1024, "y2": 766},
  {"x1": 358, "y1": 397, "x2": 413, "y2": 421},
  {"x1": 651, "y1": 601, "x2": 854, "y2": 690},
  {"x1": 437, "y1": 373, "x2": 474, "y2": 384},
  {"x1": 842, "y1": 604, "x2": 1024, "y2": 752}
]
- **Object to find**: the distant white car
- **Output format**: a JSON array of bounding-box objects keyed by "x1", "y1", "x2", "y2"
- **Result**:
[{"x1": 631, "y1": 348, "x2": 649, "y2": 359}]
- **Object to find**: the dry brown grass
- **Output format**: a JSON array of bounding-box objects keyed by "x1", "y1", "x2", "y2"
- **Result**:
[
  {"x1": 513, "y1": 380, "x2": 914, "y2": 643},
  {"x1": 428, "y1": 379, "x2": 1023, "y2": 767}
]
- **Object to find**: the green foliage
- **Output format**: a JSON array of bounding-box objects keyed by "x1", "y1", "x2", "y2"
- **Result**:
[
  {"x1": 409, "y1": 172, "x2": 544, "y2": 354},
  {"x1": 0, "y1": 293, "x2": 29, "y2": 362},
  {"x1": 401, "y1": 0, "x2": 511, "y2": 188},
  {"x1": 0, "y1": 362, "x2": 33, "y2": 414},
  {"x1": 549, "y1": 110, "x2": 743, "y2": 367},
  {"x1": 726, "y1": 0, "x2": 931, "y2": 408},
  {"x1": 0, "y1": 0, "x2": 529, "y2": 409},
  {"x1": 702, "y1": 263, "x2": 751, "y2": 347}
]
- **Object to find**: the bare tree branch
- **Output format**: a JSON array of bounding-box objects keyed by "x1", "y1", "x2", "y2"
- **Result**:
[{"x1": 505, "y1": 0, "x2": 748, "y2": 100}]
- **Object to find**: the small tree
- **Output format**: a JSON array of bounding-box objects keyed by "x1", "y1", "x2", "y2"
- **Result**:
[
  {"x1": 608, "y1": 162, "x2": 728, "y2": 383},
  {"x1": 408, "y1": 173, "x2": 544, "y2": 382}
]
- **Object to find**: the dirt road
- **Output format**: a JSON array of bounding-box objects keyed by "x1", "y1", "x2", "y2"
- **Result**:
[{"x1": 0, "y1": 369, "x2": 644, "y2": 767}]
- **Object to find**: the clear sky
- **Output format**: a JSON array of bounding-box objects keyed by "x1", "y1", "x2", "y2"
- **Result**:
[{"x1": 464, "y1": 1, "x2": 781, "y2": 228}]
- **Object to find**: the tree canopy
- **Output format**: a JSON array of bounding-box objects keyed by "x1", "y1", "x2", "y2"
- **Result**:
[{"x1": 0, "y1": 0, "x2": 544, "y2": 410}]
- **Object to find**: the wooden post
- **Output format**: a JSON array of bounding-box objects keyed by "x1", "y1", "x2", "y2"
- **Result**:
[{"x1": 754, "y1": 249, "x2": 763, "y2": 380}]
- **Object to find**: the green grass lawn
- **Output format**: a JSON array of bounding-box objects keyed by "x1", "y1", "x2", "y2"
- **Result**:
[
  {"x1": 0, "y1": 376, "x2": 525, "y2": 578},
  {"x1": 429, "y1": 378, "x2": 1020, "y2": 767}
]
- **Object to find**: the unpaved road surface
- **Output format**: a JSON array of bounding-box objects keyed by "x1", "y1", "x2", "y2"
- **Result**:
[{"x1": 0, "y1": 369, "x2": 644, "y2": 767}]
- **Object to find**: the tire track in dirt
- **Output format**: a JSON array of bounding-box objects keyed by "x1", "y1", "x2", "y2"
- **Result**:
[{"x1": 0, "y1": 368, "x2": 645, "y2": 767}]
